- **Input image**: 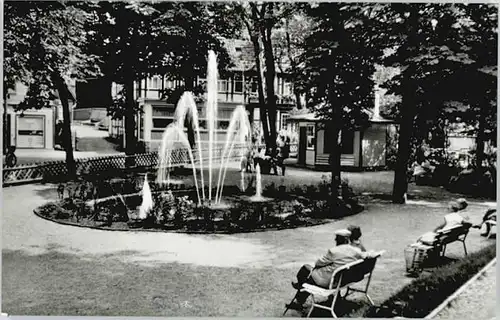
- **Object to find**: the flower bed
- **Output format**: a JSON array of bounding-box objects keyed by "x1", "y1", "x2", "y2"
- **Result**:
[{"x1": 36, "y1": 176, "x2": 364, "y2": 233}]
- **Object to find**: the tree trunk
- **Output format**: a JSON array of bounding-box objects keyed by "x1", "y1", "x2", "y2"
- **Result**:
[
  {"x1": 475, "y1": 103, "x2": 486, "y2": 170},
  {"x1": 248, "y1": 30, "x2": 270, "y2": 146},
  {"x1": 329, "y1": 121, "x2": 342, "y2": 202},
  {"x1": 261, "y1": 21, "x2": 278, "y2": 152},
  {"x1": 52, "y1": 72, "x2": 77, "y2": 179},
  {"x1": 327, "y1": 82, "x2": 342, "y2": 204},
  {"x1": 124, "y1": 78, "x2": 136, "y2": 167},
  {"x1": 3, "y1": 86, "x2": 9, "y2": 154},
  {"x1": 392, "y1": 77, "x2": 416, "y2": 204},
  {"x1": 285, "y1": 19, "x2": 303, "y2": 110},
  {"x1": 392, "y1": 7, "x2": 419, "y2": 204}
]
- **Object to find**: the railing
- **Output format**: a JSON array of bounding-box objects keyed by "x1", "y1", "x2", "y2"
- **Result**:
[{"x1": 3, "y1": 145, "x2": 248, "y2": 187}]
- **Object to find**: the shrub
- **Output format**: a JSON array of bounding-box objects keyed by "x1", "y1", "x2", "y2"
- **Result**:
[
  {"x1": 108, "y1": 199, "x2": 129, "y2": 222},
  {"x1": 154, "y1": 191, "x2": 176, "y2": 225},
  {"x1": 447, "y1": 167, "x2": 496, "y2": 198},
  {"x1": 364, "y1": 244, "x2": 496, "y2": 318},
  {"x1": 37, "y1": 203, "x2": 70, "y2": 220},
  {"x1": 175, "y1": 195, "x2": 194, "y2": 227},
  {"x1": 263, "y1": 182, "x2": 279, "y2": 197}
]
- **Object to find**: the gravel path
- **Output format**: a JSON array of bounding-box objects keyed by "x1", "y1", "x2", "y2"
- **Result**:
[{"x1": 433, "y1": 261, "x2": 496, "y2": 320}]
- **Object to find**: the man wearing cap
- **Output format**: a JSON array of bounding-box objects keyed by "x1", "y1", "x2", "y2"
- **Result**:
[{"x1": 286, "y1": 229, "x2": 375, "y2": 311}]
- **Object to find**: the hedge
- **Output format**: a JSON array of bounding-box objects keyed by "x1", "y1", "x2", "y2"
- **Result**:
[{"x1": 364, "y1": 244, "x2": 496, "y2": 318}]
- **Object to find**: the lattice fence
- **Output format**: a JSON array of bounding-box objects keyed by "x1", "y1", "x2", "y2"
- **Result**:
[{"x1": 3, "y1": 144, "x2": 248, "y2": 187}]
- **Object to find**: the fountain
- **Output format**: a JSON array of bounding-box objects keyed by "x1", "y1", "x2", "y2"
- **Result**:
[
  {"x1": 240, "y1": 160, "x2": 246, "y2": 192},
  {"x1": 138, "y1": 174, "x2": 154, "y2": 219},
  {"x1": 255, "y1": 164, "x2": 263, "y2": 199},
  {"x1": 246, "y1": 163, "x2": 271, "y2": 202},
  {"x1": 155, "y1": 51, "x2": 252, "y2": 205}
]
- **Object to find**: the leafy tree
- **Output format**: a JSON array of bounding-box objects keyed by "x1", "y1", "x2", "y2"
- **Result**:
[
  {"x1": 4, "y1": 1, "x2": 100, "y2": 178},
  {"x1": 86, "y1": 1, "x2": 233, "y2": 156},
  {"x1": 443, "y1": 4, "x2": 497, "y2": 170},
  {"x1": 374, "y1": 3, "x2": 497, "y2": 202},
  {"x1": 233, "y1": 2, "x2": 296, "y2": 151},
  {"x1": 301, "y1": 3, "x2": 383, "y2": 202}
]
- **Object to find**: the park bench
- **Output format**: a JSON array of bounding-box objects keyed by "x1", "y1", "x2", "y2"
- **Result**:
[
  {"x1": 284, "y1": 251, "x2": 384, "y2": 318},
  {"x1": 484, "y1": 220, "x2": 496, "y2": 239},
  {"x1": 406, "y1": 223, "x2": 472, "y2": 275},
  {"x1": 432, "y1": 223, "x2": 471, "y2": 257}
]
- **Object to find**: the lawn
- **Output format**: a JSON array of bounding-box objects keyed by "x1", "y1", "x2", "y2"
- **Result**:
[{"x1": 2, "y1": 166, "x2": 496, "y2": 316}]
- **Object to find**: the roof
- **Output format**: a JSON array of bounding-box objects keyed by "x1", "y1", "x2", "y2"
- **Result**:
[
  {"x1": 288, "y1": 112, "x2": 397, "y2": 124},
  {"x1": 223, "y1": 39, "x2": 255, "y2": 72}
]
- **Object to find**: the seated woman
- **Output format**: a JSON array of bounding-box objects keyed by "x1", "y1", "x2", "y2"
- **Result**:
[
  {"x1": 417, "y1": 198, "x2": 470, "y2": 246},
  {"x1": 347, "y1": 225, "x2": 366, "y2": 252}
]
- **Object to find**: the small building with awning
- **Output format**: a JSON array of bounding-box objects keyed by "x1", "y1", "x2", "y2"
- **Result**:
[{"x1": 288, "y1": 112, "x2": 397, "y2": 170}]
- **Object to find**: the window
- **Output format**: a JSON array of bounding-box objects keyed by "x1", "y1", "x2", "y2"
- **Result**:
[
  {"x1": 233, "y1": 74, "x2": 243, "y2": 93},
  {"x1": 235, "y1": 47, "x2": 242, "y2": 53},
  {"x1": 284, "y1": 82, "x2": 292, "y2": 96},
  {"x1": 153, "y1": 118, "x2": 173, "y2": 129},
  {"x1": 218, "y1": 120, "x2": 230, "y2": 130},
  {"x1": 281, "y1": 113, "x2": 290, "y2": 130},
  {"x1": 306, "y1": 125, "x2": 315, "y2": 150},
  {"x1": 218, "y1": 80, "x2": 229, "y2": 93},
  {"x1": 341, "y1": 130, "x2": 354, "y2": 154},
  {"x1": 234, "y1": 80, "x2": 243, "y2": 93},
  {"x1": 251, "y1": 80, "x2": 258, "y2": 93},
  {"x1": 151, "y1": 77, "x2": 161, "y2": 89}
]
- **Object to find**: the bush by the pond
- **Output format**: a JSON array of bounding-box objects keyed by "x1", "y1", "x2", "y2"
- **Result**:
[
  {"x1": 262, "y1": 176, "x2": 364, "y2": 218},
  {"x1": 364, "y1": 244, "x2": 496, "y2": 318}
]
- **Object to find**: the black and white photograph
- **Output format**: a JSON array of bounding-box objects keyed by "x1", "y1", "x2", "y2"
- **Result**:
[{"x1": 2, "y1": 1, "x2": 498, "y2": 318}]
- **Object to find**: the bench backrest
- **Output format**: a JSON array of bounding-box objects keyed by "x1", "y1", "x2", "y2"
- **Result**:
[
  {"x1": 329, "y1": 251, "x2": 383, "y2": 289},
  {"x1": 435, "y1": 224, "x2": 470, "y2": 245}
]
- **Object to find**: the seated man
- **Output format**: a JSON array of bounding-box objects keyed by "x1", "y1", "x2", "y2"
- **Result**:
[
  {"x1": 473, "y1": 207, "x2": 496, "y2": 237},
  {"x1": 417, "y1": 198, "x2": 470, "y2": 246},
  {"x1": 286, "y1": 229, "x2": 377, "y2": 311}
]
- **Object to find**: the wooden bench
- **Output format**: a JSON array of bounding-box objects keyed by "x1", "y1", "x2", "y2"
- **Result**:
[
  {"x1": 286, "y1": 251, "x2": 384, "y2": 318},
  {"x1": 432, "y1": 223, "x2": 471, "y2": 257}
]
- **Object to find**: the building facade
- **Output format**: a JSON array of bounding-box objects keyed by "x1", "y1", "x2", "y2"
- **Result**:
[
  {"x1": 4, "y1": 82, "x2": 76, "y2": 150},
  {"x1": 289, "y1": 113, "x2": 397, "y2": 170},
  {"x1": 130, "y1": 39, "x2": 298, "y2": 152}
]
